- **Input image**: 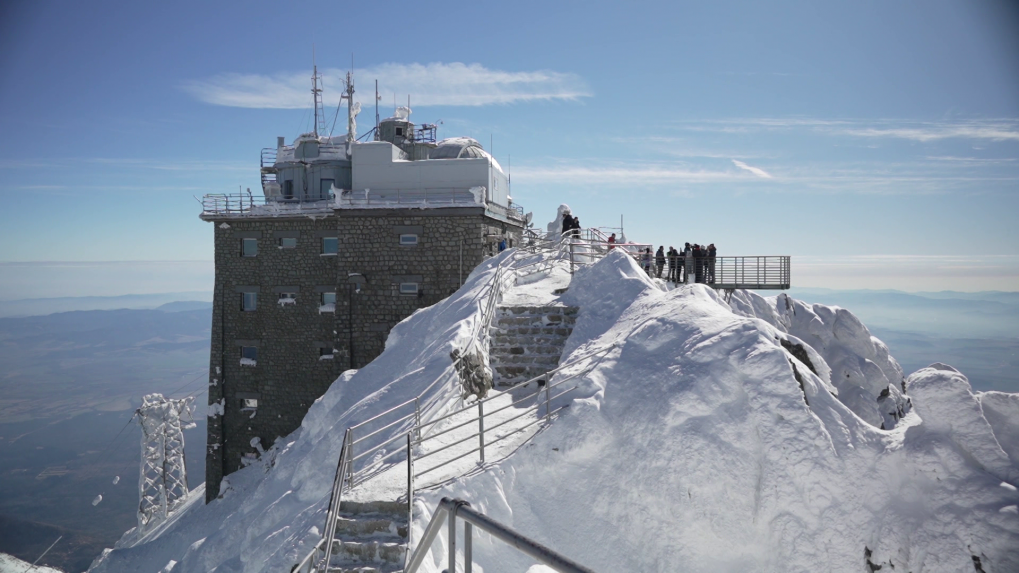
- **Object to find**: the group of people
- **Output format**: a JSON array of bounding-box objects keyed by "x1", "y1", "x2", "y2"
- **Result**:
[
  {"x1": 561, "y1": 212, "x2": 582, "y2": 238},
  {"x1": 641, "y1": 243, "x2": 718, "y2": 284}
]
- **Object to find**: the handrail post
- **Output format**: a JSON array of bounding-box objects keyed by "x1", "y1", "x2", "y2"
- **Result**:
[
  {"x1": 478, "y1": 401, "x2": 485, "y2": 464},
  {"x1": 545, "y1": 380, "x2": 552, "y2": 423},
  {"x1": 406, "y1": 432, "x2": 414, "y2": 570},
  {"x1": 415, "y1": 397, "x2": 422, "y2": 441},
  {"x1": 464, "y1": 521, "x2": 473, "y2": 573},
  {"x1": 448, "y1": 501, "x2": 457, "y2": 573}
]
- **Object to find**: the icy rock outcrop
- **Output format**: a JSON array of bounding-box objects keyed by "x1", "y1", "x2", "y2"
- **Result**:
[
  {"x1": 908, "y1": 364, "x2": 1018, "y2": 483},
  {"x1": 977, "y1": 391, "x2": 1019, "y2": 468},
  {"x1": 451, "y1": 347, "x2": 493, "y2": 400},
  {"x1": 730, "y1": 290, "x2": 910, "y2": 429}
]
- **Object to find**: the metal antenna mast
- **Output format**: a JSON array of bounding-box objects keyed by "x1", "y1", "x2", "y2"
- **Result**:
[
  {"x1": 340, "y1": 62, "x2": 357, "y2": 154},
  {"x1": 311, "y1": 48, "x2": 327, "y2": 138},
  {"x1": 136, "y1": 393, "x2": 195, "y2": 530}
]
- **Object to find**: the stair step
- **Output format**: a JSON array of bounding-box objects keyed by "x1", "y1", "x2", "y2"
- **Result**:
[
  {"x1": 338, "y1": 500, "x2": 407, "y2": 517},
  {"x1": 335, "y1": 516, "x2": 408, "y2": 539},
  {"x1": 330, "y1": 540, "x2": 406, "y2": 564}
]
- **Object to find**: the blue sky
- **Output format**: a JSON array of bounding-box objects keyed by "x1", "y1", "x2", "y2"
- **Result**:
[{"x1": 1, "y1": 0, "x2": 1017, "y2": 297}]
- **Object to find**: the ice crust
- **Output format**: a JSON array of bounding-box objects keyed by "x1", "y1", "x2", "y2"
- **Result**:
[{"x1": 87, "y1": 250, "x2": 1019, "y2": 573}]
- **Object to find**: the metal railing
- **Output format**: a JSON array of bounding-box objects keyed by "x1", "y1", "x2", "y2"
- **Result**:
[
  {"x1": 406, "y1": 497, "x2": 597, "y2": 573},
  {"x1": 295, "y1": 247, "x2": 548, "y2": 572},
  {"x1": 336, "y1": 187, "x2": 480, "y2": 207},
  {"x1": 199, "y1": 193, "x2": 335, "y2": 218},
  {"x1": 409, "y1": 344, "x2": 613, "y2": 489}
]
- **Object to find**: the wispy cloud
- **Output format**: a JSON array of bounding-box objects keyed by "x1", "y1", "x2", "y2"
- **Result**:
[
  {"x1": 731, "y1": 159, "x2": 772, "y2": 178},
  {"x1": 182, "y1": 62, "x2": 591, "y2": 109},
  {"x1": 676, "y1": 118, "x2": 1019, "y2": 143},
  {"x1": 513, "y1": 163, "x2": 767, "y2": 186}
]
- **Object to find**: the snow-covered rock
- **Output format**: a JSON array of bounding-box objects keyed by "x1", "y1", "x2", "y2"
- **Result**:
[
  {"x1": 87, "y1": 249, "x2": 1019, "y2": 573},
  {"x1": 0, "y1": 552, "x2": 63, "y2": 573}
]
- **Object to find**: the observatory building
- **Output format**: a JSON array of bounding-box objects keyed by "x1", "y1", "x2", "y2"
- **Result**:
[{"x1": 199, "y1": 70, "x2": 527, "y2": 500}]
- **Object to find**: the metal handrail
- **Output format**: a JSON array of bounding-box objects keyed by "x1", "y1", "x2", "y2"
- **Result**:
[{"x1": 405, "y1": 497, "x2": 597, "y2": 573}]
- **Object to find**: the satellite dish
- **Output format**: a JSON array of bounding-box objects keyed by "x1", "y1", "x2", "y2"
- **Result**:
[{"x1": 524, "y1": 212, "x2": 533, "y2": 226}]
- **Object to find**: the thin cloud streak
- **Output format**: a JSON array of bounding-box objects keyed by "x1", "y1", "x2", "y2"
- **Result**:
[
  {"x1": 513, "y1": 164, "x2": 754, "y2": 185},
  {"x1": 183, "y1": 62, "x2": 591, "y2": 109},
  {"x1": 676, "y1": 118, "x2": 1019, "y2": 143},
  {"x1": 731, "y1": 159, "x2": 773, "y2": 178}
]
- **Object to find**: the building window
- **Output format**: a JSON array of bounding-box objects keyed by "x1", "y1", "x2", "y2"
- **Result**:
[
  {"x1": 399, "y1": 233, "x2": 419, "y2": 246},
  {"x1": 283, "y1": 180, "x2": 294, "y2": 199},
  {"x1": 240, "y1": 346, "x2": 257, "y2": 366},
  {"x1": 399, "y1": 282, "x2": 419, "y2": 295},
  {"x1": 241, "y1": 238, "x2": 257, "y2": 257},
  {"x1": 241, "y1": 398, "x2": 258, "y2": 409},
  {"x1": 395, "y1": 127, "x2": 403, "y2": 137},
  {"x1": 321, "y1": 237, "x2": 338, "y2": 255},
  {"x1": 319, "y1": 347, "x2": 334, "y2": 360},
  {"x1": 278, "y1": 292, "x2": 297, "y2": 306},
  {"x1": 241, "y1": 292, "x2": 257, "y2": 311},
  {"x1": 319, "y1": 291, "x2": 336, "y2": 313},
  {"x1": 279, "y1": 237, "x2": 297, "y2": 249},
  {"x1": 320, "y1": 179, "x2": 334, "y2": 198}
]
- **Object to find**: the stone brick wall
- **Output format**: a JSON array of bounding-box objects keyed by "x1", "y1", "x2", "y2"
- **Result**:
[{"x1": 203, "y1": 207, "x2": 522, "y2": 501}]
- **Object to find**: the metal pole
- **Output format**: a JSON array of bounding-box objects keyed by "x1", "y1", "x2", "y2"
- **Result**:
[
  {"x1": 545, "y1": 381, "x2": 552, "y2": 423},
  {"x1": 406, "y1": 432, "x2": 414, "y2": 569},
  {"x1": 348, "y1": 283, "x2": 354, "y2": 370},
  {"x1": 415, "y1": 397, "x2": 422, "y2": 441},
  {"x1": 478, "y1": 401, "x2": 485, "y2": 464},
  {"x1": 465, "y1": 521, "x2": 473, "y2": 573},
  {"x1": 448, "y1": 502, "x2": 457, "y2": 573}
]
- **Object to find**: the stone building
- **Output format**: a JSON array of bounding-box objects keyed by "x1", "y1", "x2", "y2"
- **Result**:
[{"x1": 199, "y1": 106, "x2": 526, "y2": 500}]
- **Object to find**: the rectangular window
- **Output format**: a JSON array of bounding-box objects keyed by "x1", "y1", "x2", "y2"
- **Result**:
[
  {"x1": 321, "y1": 237, "x2": 338, "y2": 255},
  {"x1": 283, "y1": 180, "x2": 294, "y2": 199},
  {"x1": 319, "y1": 347, "x2": 333, "y2": 358},
  {"x1": 321, "y1": 292, "x2": 336, "y2": 305},
  {"x1": 279, "y1": 237, "x2": 297, "y2": 249},
  {"x1": 399, "y1": 282, "x2": 419, "y2": 295},
  {"x1": 320, "y1": 179, "x2": 334, "y2": 198},
  {"x1": 241, "y1": 398, "x2": 258, "y2": 408},
  {"x1": 241, "y1": 292, "x2": 257, "y2": 311},
  {"x1": 399, "y1": 233, "x2": 419, "y2": 246},
  {"x1": 395, "y1": 127, "x2": 403, "y2": 137},
  {"x1": 278, "y1": 292, "x2": 297, "y2": 306},
  {"x1": 240, "y1": 346, "x2": 257, "y2": 366},
  {"x1": 241, "y1": 238, "x2": 258, "y2": 257}
]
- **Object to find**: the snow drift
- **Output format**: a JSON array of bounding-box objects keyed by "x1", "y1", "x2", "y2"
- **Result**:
[{"x1": 89, "y1": 250, "x2": 1019, "y2": 573}]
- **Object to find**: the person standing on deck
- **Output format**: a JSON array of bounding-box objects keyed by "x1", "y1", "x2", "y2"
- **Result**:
[
  {"x1": 667, "y1": 246, "x2": 678, "y2": 282},
  {"x1": 608, "y1": 233, "x2": 616, "y2": 250},
  {"x1": 683, "y1": 243, "x2": 693, "y2": 284},
  {"x1": 561, "y1": 213, "x2": 575, "y2": 236},
  {"x1": 655, "y1": 246, "x2": 666, "y2": 278},
  {"x1": 642, "y1": 247, "x2": 652, "y2": 275},
  {"x1": 707, "y1": 243, "x2": 717, "y2": 284}
]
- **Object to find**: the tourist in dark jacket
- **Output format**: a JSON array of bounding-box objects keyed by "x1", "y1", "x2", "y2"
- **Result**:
[
  {"x1": 693, "y1": 244, "x2": 703, "y2": 283},
  {"x1": 655, "y1": 246, "x2": 666, "y2": 278},
  {"x1": 683, "y1": 243, "x2": 692, "y2": 284},
  {"x1": 642, "y1": 247, "x2": 652, "y2": 275},
  {"x1": 707, "y1": 244, "x2": 717, "y2": 284},
  {"x1": 561, "y1": 213, "x2": 574, "y2": 236},
  {"x1": 667, "y1": 247, "x2": 678, "y2": 282}
]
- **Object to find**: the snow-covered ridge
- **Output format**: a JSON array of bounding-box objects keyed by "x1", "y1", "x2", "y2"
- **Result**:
[{"x1": 89, "y1": 250, "x2": 1019, "y2": 573}]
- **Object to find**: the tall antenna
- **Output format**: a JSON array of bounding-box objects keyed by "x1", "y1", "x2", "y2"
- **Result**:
[
  {"x1": 136, "y1": 393, "x2": 195, "y2": 530},
  {"x1": 311, "y1": 47, "x2": 327, "y2": 137},
  {"x1": 340, "y1": 59, "x2": 356, "y2": 155},
  {"x1": 375, "y1": 79, "x2": 380, "y2": 137}
]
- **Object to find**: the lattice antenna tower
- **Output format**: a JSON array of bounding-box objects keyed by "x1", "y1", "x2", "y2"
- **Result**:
[
  {"x1": 137, "y1": 393, "x2": 196, "y2": 529},
  {"x1": 311, "y1": 47, "x2": 328, "y2": 138},
  {"x1": 341, "y1": 59, "x2": 357, "y2": 145}
]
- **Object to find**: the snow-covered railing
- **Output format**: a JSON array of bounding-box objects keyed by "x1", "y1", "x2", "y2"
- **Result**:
[
  {"x1": 336, "y1": 187, "x2": 479, "y2": 207},
  {"x1": 406, "y1": 497, "x2": 598, "y2": 573},
  {"x1": 199, "y1": 193, "x2": 334, "y2": 218}
]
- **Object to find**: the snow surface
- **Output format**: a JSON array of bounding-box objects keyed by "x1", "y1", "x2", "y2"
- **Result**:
[
  {"x1": 0, "y1": 553, "x2": 64, "y2": 573},
  {"x1": 88, "y1": 249, "x2": 1019, "y2": 573}
]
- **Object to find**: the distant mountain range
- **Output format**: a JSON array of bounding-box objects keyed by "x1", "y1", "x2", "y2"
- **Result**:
[{"x1": 0, "y1": 292, "x2": 212, "y2": 318}]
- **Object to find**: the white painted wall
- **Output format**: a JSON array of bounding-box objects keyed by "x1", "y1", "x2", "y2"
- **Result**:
[{"x1": 351, "y1": 141, "x2": 509, "y2": 206}]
